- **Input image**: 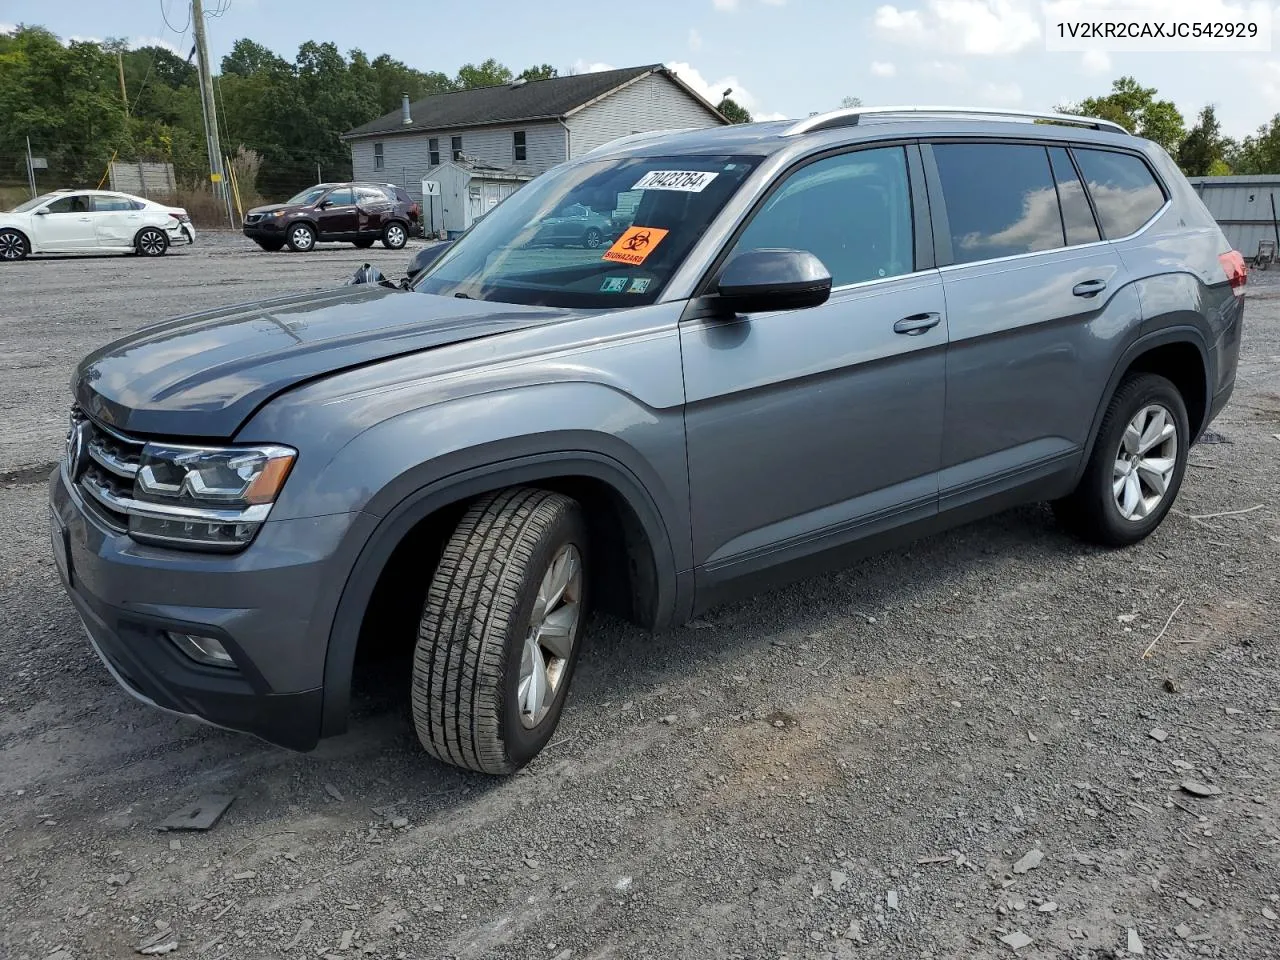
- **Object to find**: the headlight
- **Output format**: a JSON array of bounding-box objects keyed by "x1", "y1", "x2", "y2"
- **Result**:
[
  {"x1": 128, "y1": 443, "x2": 296, "y2": 550},
  {"x1": 272, "y1": 210, "x2": 288, "y2": 218}
]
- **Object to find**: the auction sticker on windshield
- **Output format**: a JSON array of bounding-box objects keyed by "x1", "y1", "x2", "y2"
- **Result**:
[
  {"x1": 602, "y1": 226, "x2": 670, "y2": 265},
  {"x1": 632, "y1": 170, "x2": 719, "y2": 192}
]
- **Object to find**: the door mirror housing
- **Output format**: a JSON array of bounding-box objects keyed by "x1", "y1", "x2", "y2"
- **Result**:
[
  {"x1": 34, "y1": 208, "x2": 48, "y2": 216},
  {"x1": 715, "y1": 249, "x2": 833, "y2": 314},
  {"x1": 406, "y1": 240, "x2": 454, "y2": 281},
  {"x1": 316, "y1": 200, "x2": 330, "y2": 210}
]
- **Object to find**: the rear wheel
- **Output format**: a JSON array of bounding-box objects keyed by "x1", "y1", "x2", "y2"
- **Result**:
[
  {"x1": 1053, "y1": 373, "x2": 1189, "y2": 547},
  {"x1": 381, "y1": 221, "x2": 407, "y2": 250},
  {"x1": 0, "y1": 229, "x2": 28, "y2": 261},
  {"x1": 286, "y1": 223, "x2": 316, "y2": 252},
  {"x1": 411, "y1": 487, "x2": 589, "y2": 775},
  {"x1": 255, "y1": 239, "x2": 285, "y2": 252},
  {"x1": 135, "y1": 227, "x2": 169, "y2": 257},
  {"x1": 582, "y1": 227, "x2": 603, "y2": 249}
]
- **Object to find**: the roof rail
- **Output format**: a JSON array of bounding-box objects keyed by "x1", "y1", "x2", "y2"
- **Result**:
[{"x1": 783, "y1": 106, "x2": 1130, "y2": 138}]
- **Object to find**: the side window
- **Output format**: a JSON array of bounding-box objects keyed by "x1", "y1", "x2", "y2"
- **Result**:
[
  {"x1": 92, "y1": 196, "x2": 135, "y2": 212},
  {"x1": 325, "y1": 187, "x2": 355, "y2": 206},
  {"x1": 428, "y1": 137, "x2": 440, "y2": 166},
  {"x1": 1048, "y1": 147, "x2": 1101, "y2": 245},
  {"x1": 933, "y1": 143, "x2": 1064, "y2": 264},
  {"x1": 451, "y1": 135, "x2": 463, "y2": 161},
  {"x1": 373, "y1": 142, "x2": 385, "y2": 170},
  {"x1": 46, "y1": 195, "x2": 89, "y2": 214},
  {"x1": 513, "y1": 130, "x2": 527, "y2": 162},
  {"x1": 728, "y1": 146, "x2": 914, "y2": 287},
  {"x1": 1072, "y1": 148, "x2": 1166, "y2": 238}
]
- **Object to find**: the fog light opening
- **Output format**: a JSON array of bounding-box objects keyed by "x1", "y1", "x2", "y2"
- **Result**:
[{"x1": 168, "y1": 631, "x2": 235, "y2": 669}]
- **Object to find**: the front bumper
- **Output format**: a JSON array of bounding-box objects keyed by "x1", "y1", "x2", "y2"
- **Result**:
[{"x1": 49, "y1": 465, "x2": 368, "y2": 751}]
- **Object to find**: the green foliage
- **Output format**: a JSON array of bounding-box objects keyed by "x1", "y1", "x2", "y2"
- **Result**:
[
  {"x1": 0, "y1": 23, "x2": 560, "y2": 200},
  {"x1": 717, "y1": 96, "x2": 751, "y2": 124},
  {"x1": 1224, "y1": 114, "x2": 1280, "y2": 175},
  {"x1": 1177, "y1": 106, "x2": 1230, "y2": 178},
  {"x1": 840, "y1": 96, "x2": 862, "y2": 109},
  {"x1": 1058, "y1": 76, "x2": 1185, "y2": 155}
]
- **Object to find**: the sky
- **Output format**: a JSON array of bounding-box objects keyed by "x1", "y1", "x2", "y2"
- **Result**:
[{"x1": 3, "y1": 0, "x2": 1280, "y2": 137}]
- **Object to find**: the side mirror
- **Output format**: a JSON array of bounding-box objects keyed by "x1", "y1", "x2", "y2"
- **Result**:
[
  {"x1": 406, "y1": 240, "x2": 454, "y2": 280},
  {"x1": 715, "y1": 249, "x2": 832, "y2": 314},
  {"x1": 34, "y1": 208, "x2": 48, "y2": 216},
  {"x1": 316, "y1": 200, "x2": 330, "y2": 210}
]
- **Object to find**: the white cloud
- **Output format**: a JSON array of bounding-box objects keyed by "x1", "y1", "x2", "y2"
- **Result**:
[
  {"x1": 920, "y1": 60, "x2": 968, "y2": 82},
  {"x1": 665, "y1": 61, "x2": 787, "y2": 121},
  {"x1": 688, "y1": 27, "x2": 703, "y2": 51},
  {"x1": 874, "y1": 0, "x2": 1041, "y2": 55},
  {"x1": 130, "y1": 35, "x2": 184, "y2": 55},
  {"x1": 870, "y1": 60, "x2": 897, "y2": 77},
  {"x1": 572, "y1": 59, "x2": 615, "y2": 74},
  {"x1": 0, "y1": 21, "x2": 16, "y2": 34},
  {"x1": 1081, "y1": 49, "x2": 1111, "y2": 74},
  {"x1": 979, "y1": 80, "x2": 1024, "y2": 104}
]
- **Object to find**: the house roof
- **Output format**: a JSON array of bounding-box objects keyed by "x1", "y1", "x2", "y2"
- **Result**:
[{"x1": 342, "y1": 64, "x2": 726, "y2": 140}]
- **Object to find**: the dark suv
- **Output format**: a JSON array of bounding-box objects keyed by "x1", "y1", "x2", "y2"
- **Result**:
[
  {"x1": 242, "y1": 181, "x2": 420, "y2": 252},
  {"x1": 52, "y1": 107, "x2": 1245, "y2": 776}
]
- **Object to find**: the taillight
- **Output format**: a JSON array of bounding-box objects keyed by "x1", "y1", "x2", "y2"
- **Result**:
[{"x1": 1219, "y1": 250, "x2": 1247, "y2": 296}]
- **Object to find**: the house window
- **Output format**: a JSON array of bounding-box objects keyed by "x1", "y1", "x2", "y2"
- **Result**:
[
  {"x1": 428, "y1": 137, "x2": 440, "y2": 166},
  {"x1": 513, "y1": 130, "x2": 526, "y2": 163},
  {"x1": 373, "y1": 142, "x2": 384, "y2": 170},
  {"x1": 452, "y1": 135, "x2": 463, "y2": 161}
]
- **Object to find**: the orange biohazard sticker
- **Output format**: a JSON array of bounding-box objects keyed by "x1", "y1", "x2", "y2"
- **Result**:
[{"x1": 602, "y1": 226, "x2": 669, "y2": 266}]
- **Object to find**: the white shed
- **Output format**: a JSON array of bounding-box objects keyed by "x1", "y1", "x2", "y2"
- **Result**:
[{"x1": 425, "y1": 161, "x2": 531, "y2": 238}]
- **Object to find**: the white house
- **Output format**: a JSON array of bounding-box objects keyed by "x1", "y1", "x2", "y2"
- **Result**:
[{"x1": 341, "y1": 63, "x2": 728, "y2": 232}]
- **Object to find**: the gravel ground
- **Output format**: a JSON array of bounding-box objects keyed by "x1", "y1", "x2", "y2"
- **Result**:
[{"x1": 1, "y1": 234, "x2": 1278, "y2": 960}]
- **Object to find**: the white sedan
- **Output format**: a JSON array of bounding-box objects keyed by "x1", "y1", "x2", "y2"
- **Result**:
[{"x1": 0, "y1": 189, "x2": 196, "y2": 261}]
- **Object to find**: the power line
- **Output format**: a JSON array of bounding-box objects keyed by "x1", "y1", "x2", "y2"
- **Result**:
[{"x1": 159, "y1": 0, "x2": 191, "y2": 34}]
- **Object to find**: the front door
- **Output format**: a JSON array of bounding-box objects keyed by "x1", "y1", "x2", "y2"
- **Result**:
[
  {"x1": 35, "y1": 193, "x2": 97, "y2": 250},
  {"x1": 923, "y1": 141, "x2": 1140, "y2": 510},
  {"x1": 681, "y1": 144, "x2": 947, "y2": 592},
  {"x1": 315, "y1": 186, "x2": 358, "y2": 238}
]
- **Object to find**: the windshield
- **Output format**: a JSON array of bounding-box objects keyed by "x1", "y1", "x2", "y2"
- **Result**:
[
  {"x1": 411, "y1": 155, "x2": 763, "y2": 308},
  {"x1": 286, "y1": 186, "x2": 328, "y2": 206},
  {"x1": 9, "y1": 193, "x2": 57, "y2": 213}
]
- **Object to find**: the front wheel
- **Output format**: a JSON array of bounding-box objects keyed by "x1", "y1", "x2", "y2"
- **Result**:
[
  {"x1": 582, "y1": 228, "x2": 603, "y2": 249},
  {"x1": 286, "y1": 223, "x2": 316, "y2": 252},
  {"x1": 135, "y1": 227, "x2": 169, "y2": 257},
  {"x1": 381, "y1": 221, "x2": 407, "y2": 250},
  {"x1": 0, "y1": 228, "x2": 28, "y2": 261},
  {"x1": 1053, "y1": 373, "x2": 1189, "y2": 547},
  {"x1": 411, "y1": 488, "x2": 589, "y2": 775}
]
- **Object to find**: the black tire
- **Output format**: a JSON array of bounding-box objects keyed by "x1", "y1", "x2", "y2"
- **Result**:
[
  {"x1": 381, "y1": 221, "x2": 408, "y2": 250},
  {"x1": 135, "y1": 227, "x2": 169, "y2": 257},
  {"x1": 411, "y1": 487, "x2": 590, "y2": 775},
  {"x1": 352, "y1": 238, "x2": 375, "y2": 249},
  {"x1": 0, "y1": 228, "x2": 28, "y2": 261},
  {"x1": 286, "y1": 222, "x2": 316, "y2": 252},
  {"x1": 255, "y1": 239, "x2": 285, "y2": 252},
  {"x1": 582, "y1": 227, "x2": 603, "y2": 249},
  {"x1": 1053, "y1": 373, "x2": 1189, "y2": 547}
]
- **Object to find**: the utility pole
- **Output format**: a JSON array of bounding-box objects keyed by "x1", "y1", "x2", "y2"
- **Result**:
[
  {"x1": 25, "y1": 137, "x2": 37, "y2": 199},
  {"x1": 117, "y1": 51, "x2": 129, "y2": 116},
  {"x1": 191, "y1": 0, "x2": 233, "y2": 225}
]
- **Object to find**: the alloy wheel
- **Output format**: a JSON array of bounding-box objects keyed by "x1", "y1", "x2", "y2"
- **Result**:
[
  {"x1": 385, "y1": 224, "x2": 405, "y2": 248},
  {"x1": 1112, "y1": 403, "x2": 1178, "y2": 521},
  {"x1": 291, "y1": 226, "x2": 314, "y2": 250},
  {"x1": 517, "y1": 543, "x2": 583, "y2": 728},
  {"x1": 0, "y1": 232, "x2": 25, "y2": 260},
  {"x1": 139, "y1": 230, "x2": 165, "y2": 256}
]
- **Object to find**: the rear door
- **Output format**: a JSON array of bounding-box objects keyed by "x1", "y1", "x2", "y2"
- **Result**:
[
  {"x1": 315, "y1": 186, "x2": 358, "y2": 238},
  {"x1": 923, "y1": 139, "x2": 1141, "y2": 512},
  {"x1": 681, "y1": 143, "x2": 947, "y2": 589},
  {"x1": 354, "y1": 185, "x2": 391, "y2": 235},
  {"x1": 35, "y1": 194, "x2": 97, "y2": 250},
  {"x1": 90, "y1": 194, "x2": 142, "y2": 246}
]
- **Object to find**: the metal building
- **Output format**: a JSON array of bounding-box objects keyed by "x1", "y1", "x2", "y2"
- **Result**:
[{"x1": 1187, "y1": 175, "x2": 1280, "y2": 261}]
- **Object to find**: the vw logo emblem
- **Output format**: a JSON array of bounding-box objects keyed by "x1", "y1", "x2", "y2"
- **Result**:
[{"x1": 66, "y1": 420, "x2": 90, "y2": 479}]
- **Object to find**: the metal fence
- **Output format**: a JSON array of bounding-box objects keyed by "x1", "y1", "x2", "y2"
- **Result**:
[
  {"x1": 1187, "y1": 175, "x2": 1280, "y2": 261},
  {"x1": 107, "y1": 161, "x2": 177, "y2": 199}
]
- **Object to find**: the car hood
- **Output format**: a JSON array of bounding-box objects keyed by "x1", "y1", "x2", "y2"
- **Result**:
[
  {"x1": 73, "y1": 285, "x2": 578, "y2": 438},
  {"x1": 247, "y1": 203, "x2": 296, "y2": 217}
]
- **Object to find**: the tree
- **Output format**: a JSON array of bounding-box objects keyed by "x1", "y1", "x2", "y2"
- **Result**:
[
  {"x1": 1227, "y1": 114, "x2": 1280, "y2": 174},
  {"x1": 456, "y1": 58, "x2": 512, "y2": 89},
  {"x1": 1058, "y1": 76, "x2": 1185, "y2": 155},
  {"x1": 717, "y1": 96, "x2": 751, "y2": 124},
  {"x1": 840, "y1": 96, "x2": 862, "y2": 109},
  {"x1": 518, "y1": 64, "x2": 557, "y2": 82},
  {"x1": 1177, "y1": 105, "x2": 1228, "y2": 177}
]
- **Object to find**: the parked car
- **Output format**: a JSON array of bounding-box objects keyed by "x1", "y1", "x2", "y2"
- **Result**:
[
  {"x1": 52, "y1": 108, "x2": 1244, "y2": 776},
  {"x1": 531, "y1": 202, "x2": 617, "y2": 248},
  {"x1": 0, "y1": 188, "x2": 194, "y2": 260},
  {"x1": 242, "y1": 181, "x2": 420, "y2": 252}
]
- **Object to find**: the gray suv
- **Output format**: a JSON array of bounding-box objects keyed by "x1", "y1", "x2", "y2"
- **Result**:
[{"x1": 50, "y1": 107, "x2": 1246, "y2": 775}]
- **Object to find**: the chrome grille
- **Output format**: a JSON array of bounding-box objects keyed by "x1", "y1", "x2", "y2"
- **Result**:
[
  {"x1": 69, "y1": 406, "x2": 144, "y2": 531},
  {"x1": 245, "y1": 213, "x2": 263, "y2": 224}
]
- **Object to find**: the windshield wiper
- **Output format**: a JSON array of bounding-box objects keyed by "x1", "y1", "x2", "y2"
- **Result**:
[{"x1": 454, "y1": 292, "x2": 473, "y2": 299}]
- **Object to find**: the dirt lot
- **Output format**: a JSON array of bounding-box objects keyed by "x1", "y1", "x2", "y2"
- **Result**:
[{"x1": 1, "y1": 234, "x2": 1278, "y2": 960}]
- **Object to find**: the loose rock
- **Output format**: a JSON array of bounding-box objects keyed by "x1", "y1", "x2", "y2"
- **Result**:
[
  {"x1": 1180, "y1": 781, "x2": 1222, "y2": 798},
  {"x1": 1012, "y1": 848, "x2": 1044, "y2": 874},
  {"x1": 1148, "y1": 728, "x2": 1169, "y2": 742},
  {"x1": 999, "y1": 931, "x2": 1032, "y2": 951},
  {"x1": 830, "y1": 870, "x2": 848, "y2": 892},
  {"x1": 1127, "y1": 928, "x2": 1144, "y2": 955}
]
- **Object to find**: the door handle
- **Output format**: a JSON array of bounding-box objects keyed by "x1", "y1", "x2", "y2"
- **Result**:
[
  {"x1": 893, "y1": 312, "x2": 941, "y2": 335},
  {"x1": 78, "y1": 217, "x2": 92, "y2": 222},
  {"x1": 1072, "y1": 279, "x2": 1107, "y2": 297}
]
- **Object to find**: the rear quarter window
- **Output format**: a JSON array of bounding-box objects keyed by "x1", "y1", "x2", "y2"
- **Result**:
[{"x1": 1072, "y1": 148, "x2": 1166, "y2": 238}]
